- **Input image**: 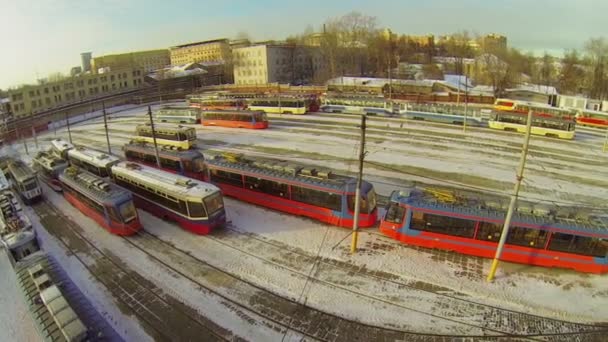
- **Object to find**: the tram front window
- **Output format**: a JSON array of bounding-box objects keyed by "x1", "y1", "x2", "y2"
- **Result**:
[
  {"x1": 192, "y1": 157, "x2": 205, "y2": 172},
  {"x1": 24, "y1": 180, "x2": 38, "y2": 191},
  {"x1": 119, "y1": 201, "x2": 137, "y2": 223},
  {"x1": 204, "y1": 192, "x2": 225, "y2": 215},
  {"x1": 385, "y1": 203, "x2": 405, "y2": 224}
]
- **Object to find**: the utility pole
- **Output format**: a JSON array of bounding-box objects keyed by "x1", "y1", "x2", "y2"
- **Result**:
[
  {"x1": 30, "y1": 115, "x2": 38, "y2": 150},
  {"x1": 65, "y1": 112, "x2": 73, "y2": 144},
  {"x1": 31, "y1": 126, "x2": 38, "y2": 150},
  {"x1": 18, "y1": 127, "x2": 28, "y2": 155},
  {"x1": 603, "y1": 126, "x2": 608, "y2": 152},
  {"x1": 277, "y1": 83, "x2": 282, "y2": 114},
  {"x1": 463, "y1": 74, "x2": 468, "y2": 133},
  {"x1": 102, "y1": 102, "x2": 111, "y2": 155},
  {"x1": 388, "y1": 56, "x2": 392, "y2": 101},
  {"x1": 350, "y1": 114, "x2": 367, "y2": 254},
  {"x1": 147, "y1": 106, "x2": 162, "y2": 168},
  {"x1": 487, "y1": 109, "x2": 533, "y2": 282}
]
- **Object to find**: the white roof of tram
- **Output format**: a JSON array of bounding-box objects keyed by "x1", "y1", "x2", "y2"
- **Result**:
[
  {"x1": 67, "y1": 147, "x2": 120, "y2": 168},
  {"x1": 0, "y1": 169, "x2": 9, "y2": 191},
  {"x1": 111, "y1": 161, "x2": 220, "y2": 199},
  {"x1": 50, "y1": 138, "x2": 74, "y2": 154}
]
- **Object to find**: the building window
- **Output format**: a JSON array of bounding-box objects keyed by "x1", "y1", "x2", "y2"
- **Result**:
[
  {"x1": 28, "y1": 90, "x2": 35, "y2": 97},
  {"x1": 44, "y1": 88, "x2": 49, "y2": 94}
]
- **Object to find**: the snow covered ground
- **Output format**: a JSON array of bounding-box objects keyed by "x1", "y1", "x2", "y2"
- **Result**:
[
  {"x1": 0, "y1": 251, "x2": 41, "y2": 342},
  {"x1": 3, "y1": 103, "x2": 607, "y2": 337}
]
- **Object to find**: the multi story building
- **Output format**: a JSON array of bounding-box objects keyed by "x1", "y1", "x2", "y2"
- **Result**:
[
  {"x1": 233, "y1": 44, "x2": 325, "y2": 85},
  {"x1": 401, "y1": 34, "x2": 435, "y2": 47},
  {"x1": 7, "y1": 67, "x2": 144, "y2": 119},
  {"x1": 92, "y1": 49, "x2": 170, "y2": 73},
  {"x1": 169, "y1": 39, "x2": 231, "y2": 65},
  {"x1": 482, "y1": 33, "x2": 507, "y2": 51}
]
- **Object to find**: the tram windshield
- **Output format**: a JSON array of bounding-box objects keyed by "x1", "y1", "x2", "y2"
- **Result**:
[
  {"x1": 23, "y1": 179, "x2": 38, "y2": 191},
  {"x1": 347, "y1": 188, "x2": 377, "y2": 214},
  {"x1": 385, "y1": 202, "x2": 405, "y2": 224},
  {"x1": 119, "y1": 201, "x2": 137, "y2": 223},
  {"x1": 204, "y1": 192, "x2": 225, "y2": 215},
  {"x1": 192, "y1": 157, "x2": 205, "y2": 172}
]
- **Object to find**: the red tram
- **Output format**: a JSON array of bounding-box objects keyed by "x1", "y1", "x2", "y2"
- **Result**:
[
  {"x1": 122, "y1": 142, "x2": 206, "y2": 180},
  {"x1": 111, "y1": 162, "x2": 226, "y2": 235},
  {"x1": 201, "y1": 110, "x2": 269, "y2": 129},
  {"x1": 204, "y1": 154, "x2": 377, "y2": 228},
  {"x1": 380, "y1": 188, "x2": 608, "y2": 273},
  {"x1": 59, "y1": 167, "x2": 141, "y2": 235}
]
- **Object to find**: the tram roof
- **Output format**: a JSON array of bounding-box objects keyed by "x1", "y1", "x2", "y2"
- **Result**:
[
  {"x1": 59, "y1": 167, "x2": 132, "y2": 203},
  {"x1": 206, "y1": 154, "x2": 363, "y2": 192},
  {"x1": 122, "y1": 142, "x2": 204, "y2": 159},
  {"x1": 201, "y1": 109, "x2": 264, "y2": 116},
  {"x1": 0, "y1": 190, "x2": 32, "y2": 234},
  {"x1": 67, "y1": 147, "x2": 120, "y2": 168},
  {"x1": 2, "y1": 229, "x2": 36, "y2": 249},
  {"x1": 33, "y1": 151, "x2": 69, "y2": 172},
  {"x1": 50, "y1": 138, "x2": 74, "y2": 154},
  {"x1": 7, "y1": 160, "x2": 36, "y2": 182},
  {"x1": 390, "y1": 189, "x2": 608, "y2": 236},
  {"x1": 112, "y1": 161, "x2": 220, "y2": 198},
  {"x1": 0, "y1": 168, "x2": 9, "y2": 191},
  {"x1": 136, "y1": 123, "x2": 195, "y2": 131}
]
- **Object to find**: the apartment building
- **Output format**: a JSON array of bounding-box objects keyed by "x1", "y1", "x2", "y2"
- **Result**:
[
  {"x1": 92, "y1": 49, "x2": 170, "y2": 73},
  {"x1": 233, "y1": 44, "x2": 325, "y2": 85},
  {"x1": 169, "y1": 39, "x2": 231, "y2": 65},
  {"x1": 7, "y1": 67, "x2": 144, "y2": 119}
]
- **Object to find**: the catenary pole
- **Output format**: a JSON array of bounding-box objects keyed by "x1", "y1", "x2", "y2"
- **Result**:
[
  {"x1": 66, "y1": 112, "x2": 73, "y2": 144},
  {"x1": 30, "y1": 116, "x2": 38, "y2": 150},
  {"x1": 487, "y1": 109, "x2": 533, "y2": 282},
  {"x1": 463, "y1": 76, "x2": 468, "y2": 133},
  {"x1": 147, "y1": 106, "x2": 162, "y2": 168},
  {"x1": 102, "y1": 102, "x2": 111, "y2": 155},
  {"x1": 603, "y1": 126, "x2": 608, "y2": 152},
  {"x1": 350, "y1": 114, "x2": 367, "y2": 253},
  {"x1": 19, "y1": 127, "x2": 28, "y2": 155}
]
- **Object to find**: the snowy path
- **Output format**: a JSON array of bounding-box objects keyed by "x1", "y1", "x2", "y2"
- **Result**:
[{"x1": 4, "y1": 103, "x2": 607, "y2": 338}]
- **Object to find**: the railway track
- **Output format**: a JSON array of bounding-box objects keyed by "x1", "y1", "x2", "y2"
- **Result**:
[
  {"x1": 124, "y1": 228, "x2": 519, "y2": 341},
  {"x1": 32, "y1": 200, "x2": 231, "y2": 342},
  {"x1": 202, "y1": 223, "x2": 608, "y2": 340}
]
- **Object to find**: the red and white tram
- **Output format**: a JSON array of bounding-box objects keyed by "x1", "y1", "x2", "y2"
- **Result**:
[
  {"x1": 380, "y1": 188, "x2": 608, "y2": 273},
  {"x1": 204, "y1": 154, "x2": 377, "y2": 228},
  {"x1": 111, "y1": 162, "x2": 226, "y2": 235},
  {"x1": 59, "y1": 167, "x2": 141, "y2": 235}
]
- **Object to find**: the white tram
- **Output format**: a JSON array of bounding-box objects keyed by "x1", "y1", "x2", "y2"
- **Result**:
[{"x1": 110, "y1": 161, "x2": 226, "y2": 234}]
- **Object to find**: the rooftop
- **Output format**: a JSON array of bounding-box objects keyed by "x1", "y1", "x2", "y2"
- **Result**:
[
  {"x1": 59, "y1": 167, "x2": 131, "y2": 202},
  {"x1": 206, "y1": 153, "x2": 362, "y2": 192},
  {"x1": 171, "y1": 38, "x2": 229, "y2": 49},
  {"x1": 391, "y1": 188, "x2": 608, "y2": 235},
  {"x1": 112, "y1": 161, "x2": 220, "y2": 198}
]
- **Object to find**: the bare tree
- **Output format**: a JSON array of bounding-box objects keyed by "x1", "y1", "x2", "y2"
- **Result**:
[
  {"x1": 558, "y1": 49, "x2": 585, "y2": 95},
  {"x1": 444, "y1": 31, "x2": 472, "y2": 76},
  {"x1": 320, "y1": 11, "x2": 378, "y2": 79},
  {"x1": 584, "y1": 37, "x2": 608, "y2": 100}
]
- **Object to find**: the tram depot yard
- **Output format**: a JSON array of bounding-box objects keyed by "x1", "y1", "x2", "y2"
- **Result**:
[{"x1": 1, "y1": 101, "x2": 607, "y2": 341}]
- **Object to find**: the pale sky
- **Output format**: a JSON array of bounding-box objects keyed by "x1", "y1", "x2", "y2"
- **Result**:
[{"x1": 1, "y1": 0, "x2": 607, "y2": 89}]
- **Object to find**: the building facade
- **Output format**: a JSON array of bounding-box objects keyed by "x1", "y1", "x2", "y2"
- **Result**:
[
  {"x1": 92, "y1": 49, "x2": 170, "y2": 73},
  {"x1": 7, "y1": 67, "x2": 144, "y2": 119},
  {"x1": 233, "y1": 44, "x2": 325, "y2": 85},
  {"x1": 169, "y1": 39, "x2": 231, "y2": 65}
]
